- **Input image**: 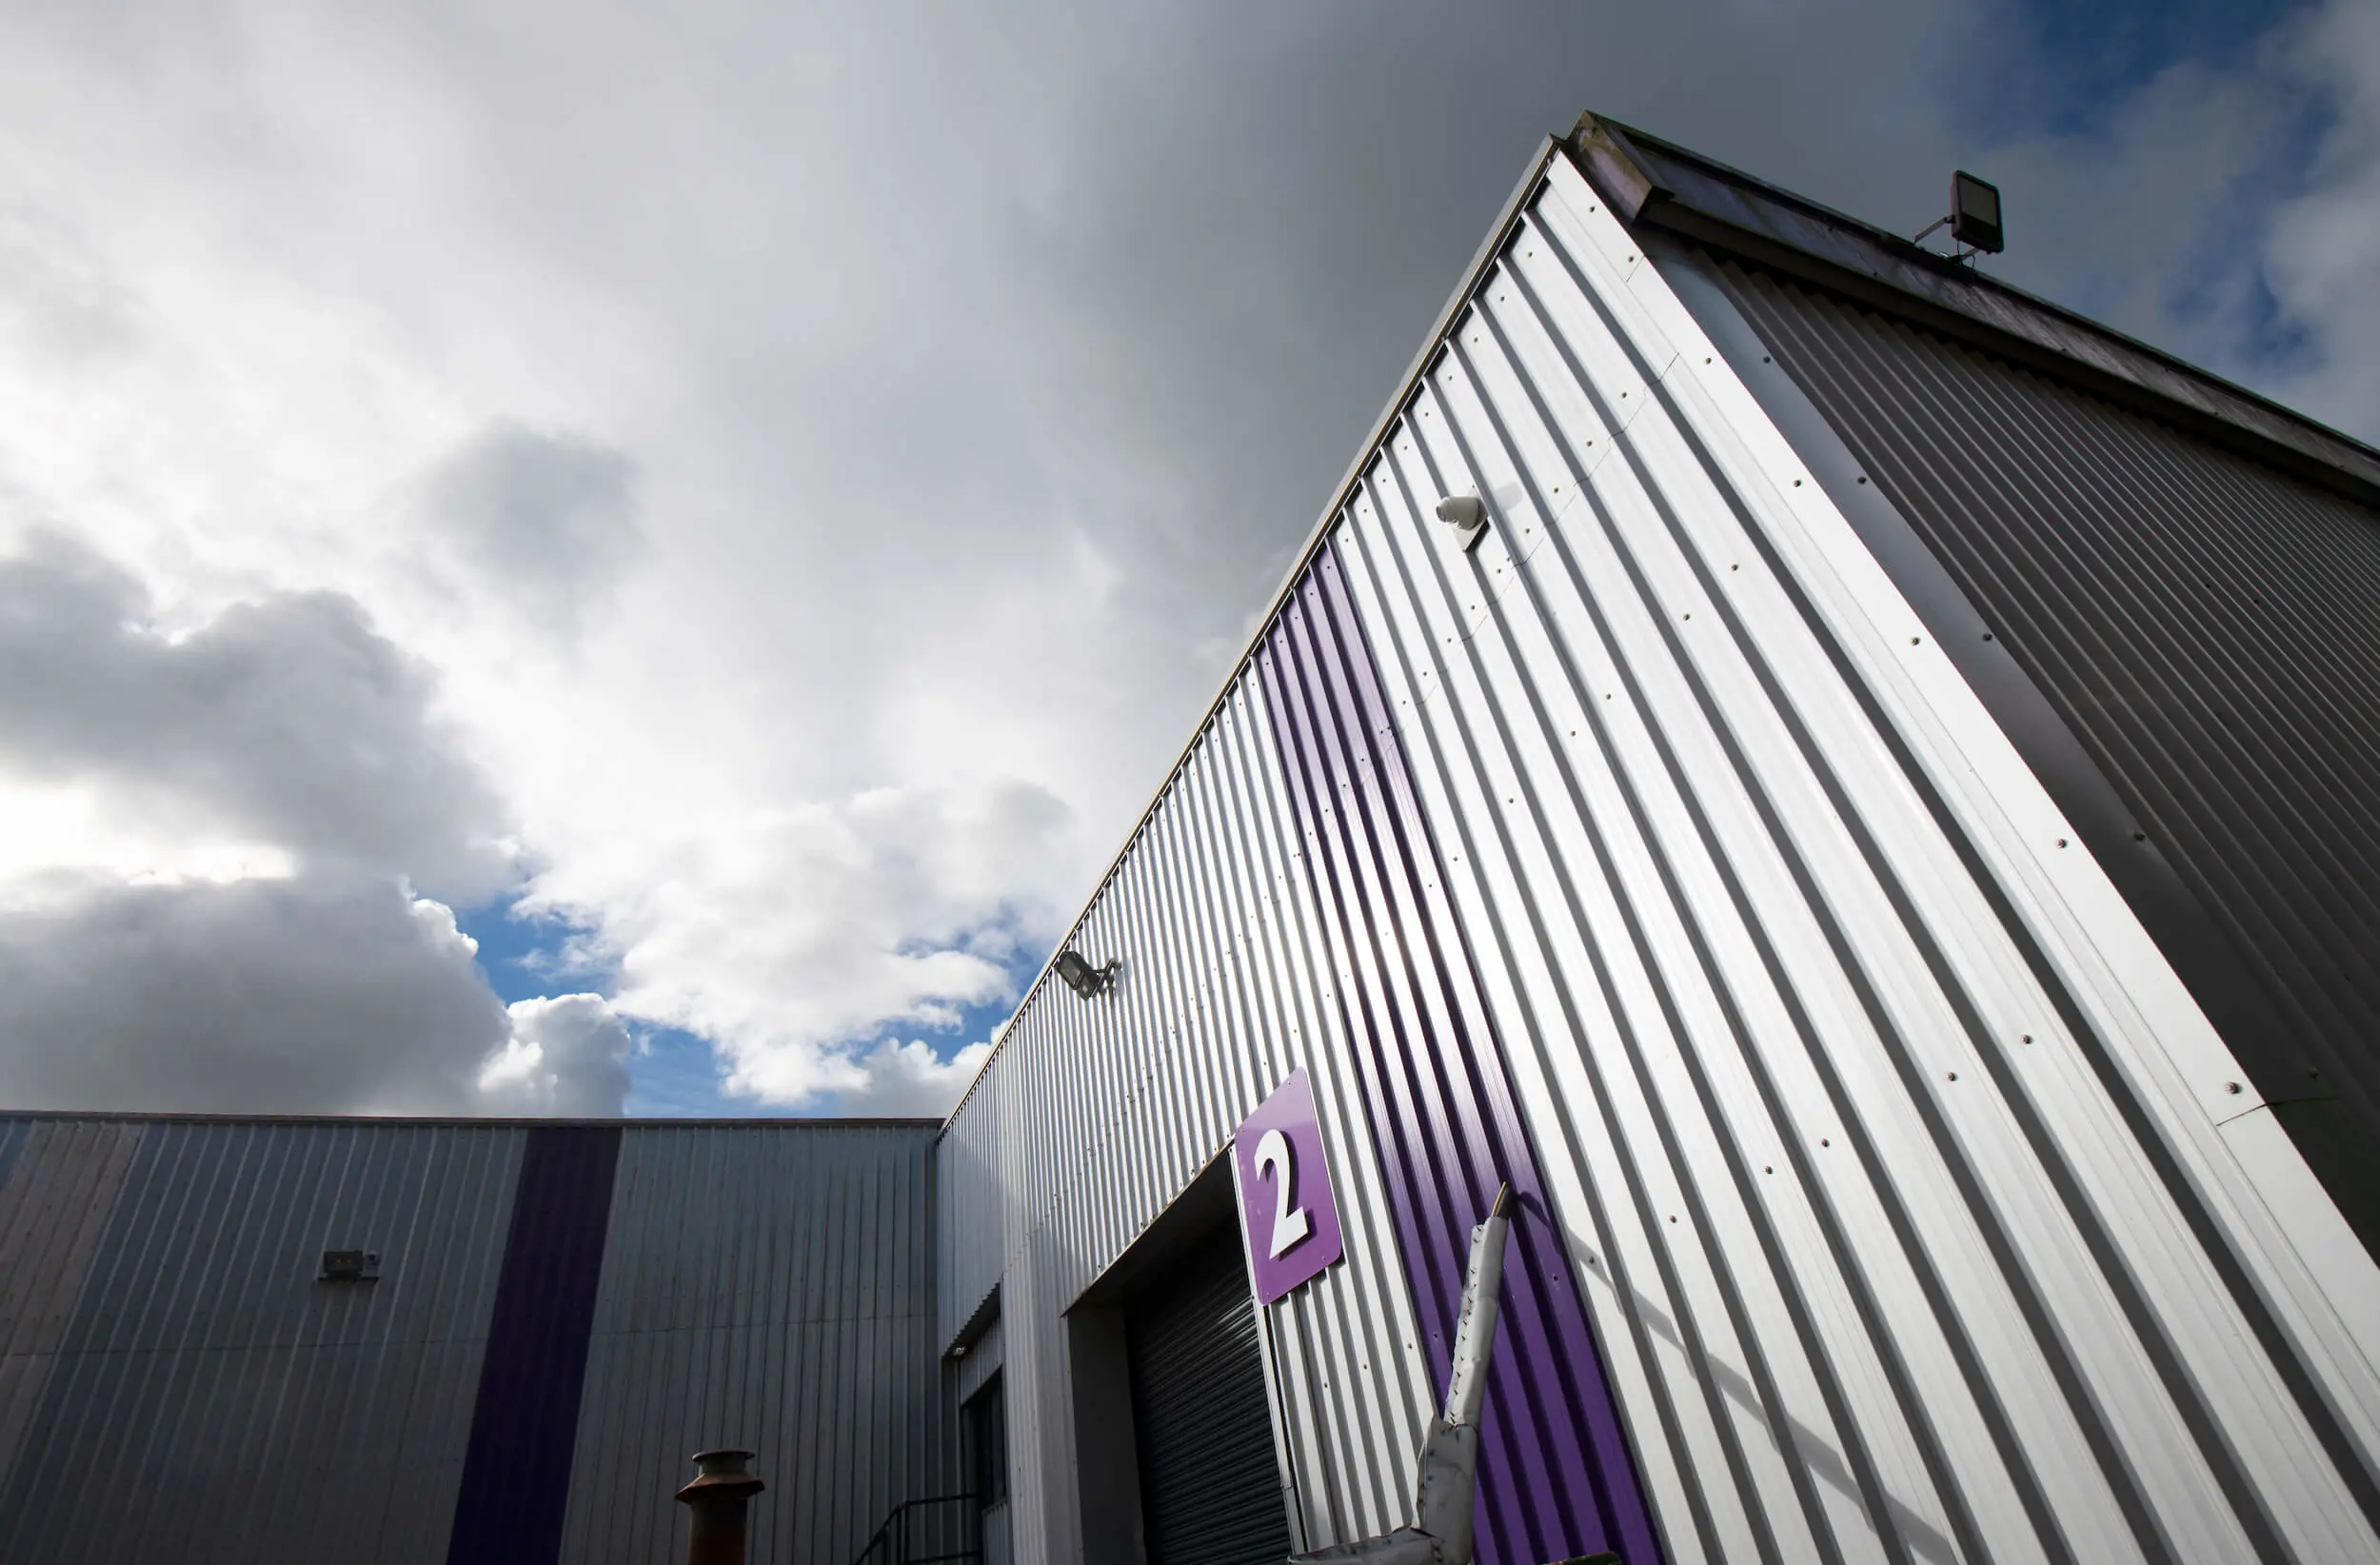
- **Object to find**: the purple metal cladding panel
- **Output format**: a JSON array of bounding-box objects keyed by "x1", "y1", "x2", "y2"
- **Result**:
[
  {"x1": 1235, "y1": 1068, "x2": 1349, "y2": 1304},
  {"x1": 1256, "y1": 542, "x2": 1663, "y2": 1565},
  {"x1": 446, "y1": 1124, "x2": 623, "y2": 1565}
]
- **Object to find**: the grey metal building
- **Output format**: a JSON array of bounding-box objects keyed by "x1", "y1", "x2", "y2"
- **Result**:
[
  {"x1": 0, "y1": 1116, "x2": 945, "y2": 1565},
  {"x1": 7, "y1": 113, "x2": 2380, "y2": 1565}
]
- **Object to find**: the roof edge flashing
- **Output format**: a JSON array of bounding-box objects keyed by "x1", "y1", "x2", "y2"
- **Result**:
[
  {"x1": 1565, "y1": 111, "x2": 2380, "y2": 505},
  {"x1": 1567, "y1": 110, "x2": 1670, "y2": 224}
]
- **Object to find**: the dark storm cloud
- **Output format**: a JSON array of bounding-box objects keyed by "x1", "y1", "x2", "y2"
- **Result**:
[
  {"x1": 0, "y1": 874, "x2": 509, "y2": 1114},
  {"x1": 0, "y1": 872, "x2": 633, "y2": 1116},
  {"x1": 0, "y1": 533, "x2": 512, "y2": 900}
]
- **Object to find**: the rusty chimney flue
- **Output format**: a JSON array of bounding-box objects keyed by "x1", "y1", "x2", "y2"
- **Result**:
[{"x1": 676, "y1": 1447, "x2": 765, "y2": 1565}]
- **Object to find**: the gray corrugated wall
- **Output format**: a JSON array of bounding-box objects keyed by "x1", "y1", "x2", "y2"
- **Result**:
[
  {"x1": 1710, "y1": 258, "x2": 2380, "y2": 1258},
  {"x1": 0, "y1": 1118, "x2": 138, "y2": 1495},
  {"x1": 559, "y1": 1120, "x2": 944, "y2": 1565},
  {"x1": 0, "y1": 1117, "x2": 523, "y2": 1565},
  {"x1": 0, "y1": 1117, "x2": 942, "y2": 1565},
  {"x1": 0, "y1": 1119, "x2": 145, "y2": 1488}
]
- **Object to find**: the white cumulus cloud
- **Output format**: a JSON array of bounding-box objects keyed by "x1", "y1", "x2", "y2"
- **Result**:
[
  {"x1": 829, "y1": 1039, "x2": 998, "y2": 1119},
  {"x1": 478, "y1": 993, "x2": 636, "y2": 1117},
  {"x1": 526, "y1": 781, "x2": 1069, "y2": 1104}
]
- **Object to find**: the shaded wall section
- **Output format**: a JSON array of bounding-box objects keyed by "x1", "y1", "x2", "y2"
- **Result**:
[
  {"x1": 0, "y1": 1116, "x2": 943, "y2": 1565},
  {"x1": 558, "y1": 1121, "x2": 944, "y2": 1565},
  {"x1": 0, "y1": 1119, "x2": 144, "y2": 1485},
  {"x1": 0, "y1": 1117, "x2": 523, "y2": 1565},
  {"x1": 447, "y1": 1124, "x2": 622, "y2": 1565},
  {"x1": 1715, "y1": 258, "x2": 2380, "y2": 1256}
]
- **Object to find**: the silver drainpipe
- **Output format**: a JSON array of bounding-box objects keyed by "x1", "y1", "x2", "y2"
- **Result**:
[{"x1": 1288, "y1": 1185, "x2": 1616, "y2": 1565}]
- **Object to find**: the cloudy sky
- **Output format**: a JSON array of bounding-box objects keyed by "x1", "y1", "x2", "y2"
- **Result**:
[{"x1": 1, "y1": 0, "x2": 2372, "y2": 1119}]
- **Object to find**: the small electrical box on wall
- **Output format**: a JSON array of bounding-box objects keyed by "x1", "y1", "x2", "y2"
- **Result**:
[{"x1": 318, "y1": 1249, "x2": 382, "y2": 1282}]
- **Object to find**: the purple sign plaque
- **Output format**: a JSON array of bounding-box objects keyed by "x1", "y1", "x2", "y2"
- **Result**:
[{"x1": 1234, "y1": 1069, "x2": 1346, "y2": 1304}]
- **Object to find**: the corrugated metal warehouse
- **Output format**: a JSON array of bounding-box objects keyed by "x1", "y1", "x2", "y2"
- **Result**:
[
  {"x1": 7, "y1": 113, "x2": 2380, "y2": 1565},
  {"x1": 0, "y1": 1117, "x2": 945, "y2": 1565}
]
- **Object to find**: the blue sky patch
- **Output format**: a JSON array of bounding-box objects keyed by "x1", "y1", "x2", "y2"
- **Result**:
[
  {"x1": 1964, "y1": 0, "x2": 2311, "y2": 140},
  {"x1": 465, "y1": 894, "x2": 1038, "y2": 1117},
  {"x1": 623, "y1": 1025, "x2": 762, "y2": 1118},
  {"x1": 457, "y1": 901, "x2": 613, "y2": 1006}
]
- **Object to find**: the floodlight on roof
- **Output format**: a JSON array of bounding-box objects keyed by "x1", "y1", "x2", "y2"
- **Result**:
[
  {"x1": 1913, "y1": 169, "x2": 2005, "y2": 261},
  {"x1": 1951, "y1": 170, "x2": 2004, "y2": 253}
]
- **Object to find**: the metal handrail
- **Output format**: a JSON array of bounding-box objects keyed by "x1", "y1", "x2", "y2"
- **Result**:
[{"x1": 849, "y1": 1494, "x2": 982, "y2": 1565}]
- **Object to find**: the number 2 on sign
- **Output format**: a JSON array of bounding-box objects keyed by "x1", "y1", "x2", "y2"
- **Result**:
[{"x1": 1253, "y1": 1127, "x2": 1312, "y2": 1258}]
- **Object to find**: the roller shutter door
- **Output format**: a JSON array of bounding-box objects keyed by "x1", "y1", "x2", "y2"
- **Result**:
[{"x1": 1124, "y1": 1225, "x2": 1293, "y2": 1565}]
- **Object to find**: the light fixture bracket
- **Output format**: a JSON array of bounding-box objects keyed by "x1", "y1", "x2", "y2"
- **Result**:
[
  {"x1": 1054, "y1": 949, "x2": 1119, "y2": 999},
  {"x1": 1434, "y1": 494, "x2": 1490, "y2": 552},
  {"x1": 1914, "y1": 169, "x2": 2004, "y2": 263}
]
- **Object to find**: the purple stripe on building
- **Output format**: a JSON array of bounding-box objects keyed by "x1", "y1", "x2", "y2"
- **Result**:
[
  {"x1": 446, "y1": 1124, "x2": 623, "y2": 1565},
  {"x1": 1257, "y1": 541, "x2": 1663, "y2": 1565}
]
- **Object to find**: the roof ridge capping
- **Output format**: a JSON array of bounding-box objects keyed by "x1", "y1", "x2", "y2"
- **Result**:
[{"x1": 1567, "y1": 110, "x2": 2380, "y2": 505}]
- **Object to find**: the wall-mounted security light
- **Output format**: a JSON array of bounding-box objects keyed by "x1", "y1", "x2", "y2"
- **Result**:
[
  {"x1": 1054, "y1": 949, "x2": 1118, "y2": 999},
  {"x1": 1435, "y1": 494, "x2": 1489, "y2": 552},
  {"x1": 1914, "y1": 170, "x2": 2004, "y2": 260},
  {"x1": 319, "y1": 1249, "x2": 381, "y2": 1282}
]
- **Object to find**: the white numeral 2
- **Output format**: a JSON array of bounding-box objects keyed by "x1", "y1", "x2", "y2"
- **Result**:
[{"x1": 1254, "y1": 1127, "x2": 1311, "y2": 1258}]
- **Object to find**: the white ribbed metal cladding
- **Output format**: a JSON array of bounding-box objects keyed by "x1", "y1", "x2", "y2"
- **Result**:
[
  {"x1": 560, "y1": 1122, "x2": 943, "y2": 1565},
  {"x1": 1317, "y1": 148, "x2": 2380, "y2": 1564},
  {"x1": 937, "y1": 657, "x2": 1441, "y2": 1562}
]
